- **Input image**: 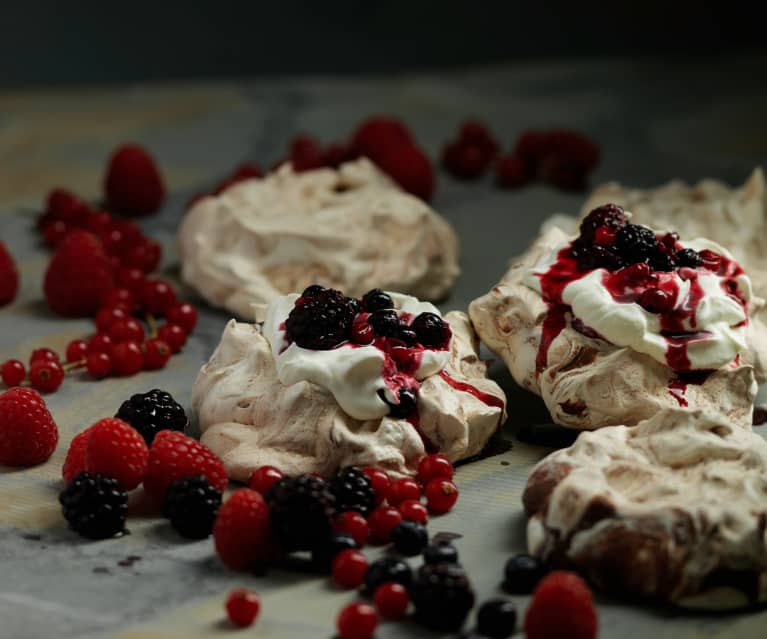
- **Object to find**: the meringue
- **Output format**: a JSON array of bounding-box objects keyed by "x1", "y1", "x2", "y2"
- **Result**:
[{"x1": 177, "y1": 159, "x2": 459, "y2": 318}]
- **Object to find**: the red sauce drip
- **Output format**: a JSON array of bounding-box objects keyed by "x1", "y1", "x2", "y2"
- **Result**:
[
  {"x1": 668, "y1": 379, "x2": 688, "y2": 406},
  {"x1": 438, "y1": 371, "x2": 505, "y2": 429},
  {"x1": 535, "y1": 305, "x2": 568, "y2": 374}
]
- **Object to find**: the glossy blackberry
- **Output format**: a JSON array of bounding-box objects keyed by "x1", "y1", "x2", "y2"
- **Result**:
[
  {"x1": 362, "y1": 288, "x2": 394, "y2": 312},
  {"x1": 391, "y1": 521, "x2": 428, "y2": 556},
  {"x1": 301, "y1": 284, "x2": 326, "y2": 297},
  {"x1": 571, "y1": 241, "x2": 624, "y2": 271},
  {"x1": 59, "y1": 472, "x2": 128, "y2": 539},
  {"x1": 614, "y1": 223, "x2": 660, "y2": 265},
  {"x1": 265, "y1": 475, "x2": 336, "y2": 552},
  {"x1": 329, "y1": 466, "x2": 376, "y2": 516},
  {"x1": 676, "y1": 248, "x2": 703, "y2": 268},
  {"x1": 649, "y1": 251, "x2": 677, "y2": 272},
  {"x1": 476, "y1": 598, "x2": 517, "y2": 639},
  {"x1": 380, "y1": 388, "x2": 418, "y2": 418},
  {"x1": 311, "y1": 533, "x2": 358, "y2": 570},
  {"x1": 363, "y1": 556, "x2": 413, "y2": 595},
  {"x1": 423, "y1": 541, "x2": 459, "y2": 564},
  {"x1": 578, "y1": 203, "x2": 627, "y2": 242},
  {"x1": 162, "y1": 474, "x2": 222, "y2": 539},
  {"x1": 411, "y1": 312, "x2": 449, "y2": 347},
  {"x1": 285, "y1": 288, "x2": 356, "y2": 350},
  {"x1": 411, "y1": 562, "x2": 475, "y2": 631},
  {"x1": 502, "y1": 553, "x2": 546, "y2": 594},
  {"x1": 115, "y1": 388, "x2": 188, "y2": 445},
  {"x1": 368, "y1": 309, "x2": 401, "y2": 337}
]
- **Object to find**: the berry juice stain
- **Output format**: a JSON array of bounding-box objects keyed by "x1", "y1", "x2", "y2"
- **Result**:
[{"x1": 438, "y1": 370, "x2": 505, "y2": 428}]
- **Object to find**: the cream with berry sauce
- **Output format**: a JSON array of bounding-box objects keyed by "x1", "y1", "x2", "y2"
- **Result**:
[{"x1": 263, "y1": 290, "x2": 451, "y2": 421}]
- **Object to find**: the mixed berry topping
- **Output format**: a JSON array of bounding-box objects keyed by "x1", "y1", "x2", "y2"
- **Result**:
[
  {"x1": 285, "y1": 287, "x2": 358, "y2": 350},
  {"x1": 361, "y1": 288, "x2": 394, "y2": 312}
]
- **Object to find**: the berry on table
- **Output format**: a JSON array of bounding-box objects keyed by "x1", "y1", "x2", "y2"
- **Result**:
[
  {"x1": 62, "y1": 428, "x2": 92, "y2": 482},
  {"x1": 104, "y1": 144, "x2": 165, "y2": 216},
  {"x1": 29, "y1": 360, "x2": 65, "y2": 393},
  {"x1": 496, "y1": 153, "x2": 530, "y2": 189},
  {"x1": 214, "y1": 489, "x2": 272, "y2": 571},
  {"x1": 391, "y1": 520, "x2": 429, "y2": 556},
  {"x1": 1, "y1": 359, "x2": 25, "y2": 386},
  {"x1": 30, "y1": 348, "x2": 60, "y2": 366},
  {"x1": 107, "y1": 317, "x2": 145, "y2": 344},
  {"x1": 84, "y1": 417, "x2": 149, "y2": 490},
  {"x1": 225, "y1": 588, "x2": 261, "y2": 628},
  {"x1": 373, "y1": 142, "x2": 435, "y2": 201},
  {"x1": 162, "y1": 474, "x2": 222, "y2": 539},
  {"x1": 367, "y1": 506, "x2": 403, "y2": 544},
  {"x1": 398, "y1": 499, "x2": 428, "y2": 524},
  {"x1": 332, "y1": 549, "x2": 369, "y2": 588},
  {"x1": 110, "y1": 341, "x2": 144, "y2": 376},
  {"x1": 373, "y1": 582, "x2": 409, "y2": 619},
  {"x1": 312, "y1": 533, "x2": 359, "y2": 570},
  {"x1": 87, "y1": 333, "x2": 114, "y2": 355},
  {"x1": 0, "y1": 241, "x2": 19, "y2": 306},
  {"x1": 411, "y1": 562, "x2": 475, "y2": 631},
  {"x1": 334, "y1": 511, "x2": 370, "y2": 546},
  {"x1": 142, "y1": 338, "x2": 172, "y2": 370},
  {"x1": 165, "y1": 302, "x2": 198, "y2": 333},
  {"x1": 350, "y1": 116, "x2": 413, "y2": 161},
  {"x1": 144, "y1": 430, "x2": 227, "y2": 499},
  {"x1": 140, "y1": 279, "x2": 176, "y2": 315},
  {"x1": 476, "y1": 598, "x2": 517, "y2": 639},
  {"x1": 42, "y1": 220, "x2": 70, "y2": 248},
  {"x1": 45, "y1": 188, "x2": 86, "y2": 222},
  {"x1": 416, "y1": 453, "x2": 454, "y2": 484},
  {"x1": 157, "y1": 324, "x2": 187, "y2": 353},
  {"x1": 330, "y1": 466, "x2": 376, "y2": 516},
  {"x1": 249, "y1": 465, "x2": 284, "y2": 494},
  {"x1": 361, "y1": 467, "x2": 390, "y2": 505},
  {"x1": 59, "y1": 471, "x2": 128, "y2": 539},
  {"x1": 95, "y1": 306, "x2": 129, "y2": 333},
  {"x1": 424, "y1": 478, "x2": 459, "y2": 513},
  {"x1": 503, "y1": 553, "x2": 547, "y2": 594},
  {"x1": 83, "y1": 210, "x2": 113, "y2": 234},
  {"x1": 0, "y1": 387, "x2": 58, "y2": 466},
  {"x1": 524, "y1": 571, "x2": 598, "y2": 639},
  {"x1": 386, "y1": 477, "x2": 421, "y2": 506},
  {"x1": 65, "y1": 339, "x2": 89, "y2": 364},
  {"x1": 337, "y1": 602, "x2": 378, "y2": 639},
  {"x1": 423, "y1": 540, "x2": 459, "y2": 565},
  {"x1": 123, "y1": 238, "x2": 162, "y2": 273},
  {"x1": 363, "y1": 556, "x2": 412, "y2": 595},
  {"x1": 116, "y1": 266, "x2": 146, "y2": 292},
  {"x1": 86, "y1": 352, "x2": 112, "y2": 379},
  {"x1": 102, "y1": 287, "x2": 138, "y2": 312}
]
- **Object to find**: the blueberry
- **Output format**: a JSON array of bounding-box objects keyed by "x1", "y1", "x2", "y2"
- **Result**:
[
  {"x1": 411, "y1": 312, "x2": 448, "y2": 347},
  {"x1": 423, "y1": 541, "x2": 459, "y2": 565},
  {"x1": 311, "y1": 533, "x2": 358, "y2": 570},
  {"x1": 391, "y1": 521, "x2": 428, "y2": 556},
  {"x1": 363, "y1": 556, "x2": 412, "y2": 595},
  {"x1": 397, "y1": 327, "x2": 418, "y2": 346},
  {"x1": 362, "y1": 288, "x2": 394, "y2": 312},
  {"x1": 380, "y1": 388, "x2": 418, "y2": 418},
  {"x1": 369, "y1": 309, "x2": 400, "y2": 337},
  {"x1": 502, "y1": 553, "x2": 546, "y2": 594},
  {"x1": 476, "y1": 598, "x2": 517, "y2": 639}
]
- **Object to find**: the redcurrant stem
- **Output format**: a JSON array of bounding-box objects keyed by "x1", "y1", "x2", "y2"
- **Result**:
[
  {"x1": 63, "y1": 358, "x2": 86, "y2": 371},
  {"x1": 146, "y1": 313, "x2": 158, "y2": 338}
]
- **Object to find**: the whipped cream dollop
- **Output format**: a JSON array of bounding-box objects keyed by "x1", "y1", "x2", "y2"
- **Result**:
[
  {"x1": 523, "y1": 231, "x2": 752, "y2": 372},
  {"x1": 177, "y1": 159, "x2": 459, "y2": 318},
  {"x1": 263, "y1": 292, "x2": 451, "y2": 420}
]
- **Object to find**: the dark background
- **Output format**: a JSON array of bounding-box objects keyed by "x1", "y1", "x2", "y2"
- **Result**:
[{"x1": 0, "y1": 1, "x2": 764, "y2": 87}]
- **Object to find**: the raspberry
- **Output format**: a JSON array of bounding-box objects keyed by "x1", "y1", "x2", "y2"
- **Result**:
[
  {"x1": 285, "y1": 288, "x2": 357, "y2": 350},
  {"x1": 115, "y1": 388, "x2": 188, "y2": 445},
  {"x1": 289, "y1": 134, "x2": 325, "y2": 172},
  {"x1": 424, "y1": 478, "x2": 458, "y2": 513},
  {"x1": 110, "y1": 341, "x2": 144, "y2": 376},
  {"x1": 225, "y1": 588, "x2": 261, "y2": 627},
  {"x1": 0, "y1": 241, "x2": 19, "y2": 306},
  {"x1": 104, "y1": 144, "x2": 165, "y2": 216},
  {"x1": 86, "y1": 352, "x2": 112, "y2": 379},
  {"x1": 459, "y1": 120, "x2": 499, "y2": 152},
  {"x1": 373, "y1": 582, "x2": 410, "y2": 619},
  {"x1": 230, "y1": 162, "x2": 263, "y2": 181},
  {"x1": 157, "y1": 324, "x2": 187, "y2": 353},
  {"x1": 162, "y1": 474, "x2": 222, "y2": 539},
  {"x1": 143, "y1": 338, "x2": 172, "y2": 370},
  {"x1": 144, "y1": 430, "x2": 227, "y2": 500},
  {"x1": 387, "y1": 477, "x2": 421, "y2": 506},
  {"x1": 417, "y1": 453, "x2": 454, "y2": 484},
  {"x1": 367, "y1": 506, "x2": 403, "y2": 544},
  {"x1": 350, "y1": 117, "x2": 413, "y2": 161},
  {"x1": 373, "y1": 142, "x2": 435, "y2": 201},
  {"x1": 29, "y1": 360, "x2": 65, "y2": 393},
  {"x1": 165, "y1": 302, "x2": 198, "y2": 333},
  {"x1": 65, "y1": 339, "x2": 88, "y2": 363},
  {"x1": 44, "y1": 230, "x2": 115, "y2": 317},
  {"x1": 214, "y1": 489, "x2": 272, "y2": 571},
  {"x1": 249, "y1": 465, "x2": 284, "y2": 494},
  {"x1": 579, "y1": 204, "x2": 627, "y2": 242},
  {"x1": 1, "y1": 359, "x2": 25, "y2": 387},
  {"x1": 544, "y1": 129, "x2": 600, "y2": 172},
  {"x1": 85, "y1": 417, "x2": 149, "y2": 490},
  {"x1": 337, "y1": 602, "x2": 378, "y2": 639},
  {"x1": 46, "y1": 188, "x2": 87, "y2": 223},
  {"x1": 322, "y1": 143, "x2": 355, "y2": 168},
  {"x1": 59, "y1": 472, "x2": 128, "y2": 539},
  {"x1": 62, "y1": 428, "x2": 92, "y2": 482},
  {"x1": 442, "y1": 141, "x2": 492, "y2": 179},
  {"x1": 496, "y1": 153, "x2": 530, "y2": 189},
  {"x1": 332, "y1": 549, "x2": 368, "y2": 588},
  {"x1": 524, "y1": 571, "x2": 598, "y2": 639},
  {"x1": 0, "y1": 387, "x2": 57, "y2": 466}
]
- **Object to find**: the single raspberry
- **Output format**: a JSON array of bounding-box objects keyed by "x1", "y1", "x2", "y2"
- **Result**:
[
  {"x1": 214, "y1": 489, "x2": 272, "y2": 571},
  {"x1": 337, "y1": 602, "x2": 378, "y2": 639},
  {"x1": 44, "y1": 230, "x2": 115, "y2": 317},
  {"x1": 417, "y1": 453, "x2": 454, "y2": 485},
  {"x1": 249, "y1": 465, "x2": 284, "y2": 495},
  {"x1": 29, "y1": 360, "x2": 65, "y2": 393},
  {"x1": 442, "y1": 140, "x2": 492, "y2": 180},
  {"x1": 62, "y1": 428, "x2": 92, "y2": 482},
  {"x1": 289, "y1": 134, "x2": 326, "y2": 172},
  {"x1": 373, "y1": 142, "x2": 435, "y2": 201},
  {"x1": 110, "y1": 341, "x2": 144, "y2": 376},
  {"x1": 285, "y1": 288, "x2": 357, "y2": 350},
  {"x1": 230, "y1": 162, "x2": 263, "y2": 181},
  {"x1": 540, "y1": 155, "x2": 588, "y2": 192},
  {"x1": 373, "y1": 582, "x2": 410, "y2": 619},
  {"x1": 322, "y1": 143, "x2": 356, "y2": 168},
  {"x1": 350, "y1": 116, "x2": 413, "y2": 161},
  {"x1": 578, "y1": 205, "x2": 627, "y2": 242},
  {"x1": 542, "y1": 129, "x2": 600, "y2": 172},
  {"x1": 1, "y1": 359, "x2": 25, "y2": 387},
  {"x1": 496, "y1": 153, "x2": 531, "y2": 189},
  {"x1": 165, "y1": 302, "x2": 198, "y2": 333},
  {"x1": 115, "y1": 388, "x2": 188, "y2": 445},
  {"x1": 86, "y1": 352, "x2": 112, "y2": 379},
  {"x1": 0, "y1": 387, "x2": 58, "y2": 466},
  {"x1": 524, "y1": 571, "x2": 598, "y2": 639},
  {"x1": 332, "y1": 549, "x2": 369, "y2": 588},
  {"x1": 85, "y1": 417, "x2": 149, "y2": 490},
  {"x1": 46, "y1": 188, "x2": 87, "y2": 224},
  {"x1": 143, "y1": 338, "x2": 172, "y2": 370},
  {"x1": 65, "y1": 339, "x2": 88, "y2": 363},
  {"x1": 162, "y1": 474, "x2": 222, "y2": 539},
  {"x1": 144, "y1": 430, "x2": 227, "y2": 500},
  {"x1": 387, "y1": 477, "x2": 421, "y2": 506},
  {"x1": 225, "y1": 588, "x2": 261, "y2": 627},
  {"x1": 0, "y1": 241, "x2": 19, "y2": 306},
  {"x1": 157, "y1": 324, "x2": 187, "y2": 353},
  {"x1": 59, "y1": 471, "x2": 128, "y2": 539},
  {"x1": 424, "y1": 478, "x2": 458, "y2": 513},
  {"x1": 104, "y1": 144, "x2": 165, "y2": 216}
]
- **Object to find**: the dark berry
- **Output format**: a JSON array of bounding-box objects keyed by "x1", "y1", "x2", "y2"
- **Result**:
[
  {"x1": 411, "y1": 312, "x2": 449, "y2": 348},
  {"x1": 503, "y1": 553, "x2": 546, "y2": 594},
  {"x1": 312, "y1": 533, "x2": 358, "y2": 570},
  {"x1": 301, "y1": 284, "x2": 326, "y2": 297},
  {"x1": 115, "y1": 388, "x2": 188, "y2": 445},
  {"x1": 649, "y1": 251, "x2": 676, "y2": 272},
  {"x1": 285, "y1": 288, "x2": 356, "y2": 350},
  {"x1": 368, "y1": 309, "x2": 400, "y2": 337},
  {"x1": 676, "y1": 248, "x2": 703, "y2": 268},
  {"x1": 391, "y1": 520, "x2": 428, "y2": 556},
  {"x1": 424, "y1": 541, "x2": 459, "y2": 565},
  {"x1": 411, "y1": 562, "x2": 475, "y2": 631},
  {"x1": 476, "y1": 598, "x2": 517, "y2": 639},
  {"x1": 614, "y1": 223, "x2": 660, "y2": 265},
  {"x1": 361, "y1": 288, "x2": 394, "y2": 312},
  {"x1": 329, "y1": 466, "x2": 376, "y2": 517},
  {"x1": 59, "y1": 472, "x2": 128, "y2": 539},
  {"x1": 578, "y1": 204, "x2": 627, "y2": 242},
  {"x1": 363, "y1": 556, "x2": 413, "y2": 595},
  {"x1": 266, "y1": 475, "x2": 336, "y2": 552},
  {"x1": 571, "y1": 241, "x2": 623, "y2": 271},
  {"x1": 380, "y1": 388, "x2": 418, "y2": 418},
  {"x1": 396, "y1": 327, "x2": 418, "y2": 346},
  {"x1": 639, "y1": 288, "x2": 674, "y2": 314},
  {"x1": 162, "y1": 474, "x2": 222, "y2": 539}
]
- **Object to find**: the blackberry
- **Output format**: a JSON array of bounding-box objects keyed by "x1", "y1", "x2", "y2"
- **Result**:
[
  {"x1": 397, "y1": 327, "x2": 418, "y2": 346},
  {"x1": 676, "y1": 248, "x2": 703, "y2": 268},
  {"x1": 59, "y1": 472, "x2": 128, "y2": 539},
  {"x1": 380, "y1": 388, "x2": 418, "y2": 418},
  {"x1": 368, "y1": 309, "x2": 401, "y2": 337},
  {"x1": 571, "y1": 241, "x2": 623, "y2": 271},
  {"x1": 476, "y1": 598, "x2": 518, "y2": 639},
  {"x1": 301, "y1": 284, "x2": 326, "y2": 297},
  {"x1": 266, "y1": 475, "x2": 336, "y2": 552},
  {"x1": 614, "y1": 223, "x2": 660, "y2": 265},
  {"x1": 329, "y1": 466, "x2": 376, "y2": 516},
  {"x1": 363, "y1": 556, "x2": 413, "y2": 595},
  {"x1": 411, "y1": 312, "x2": 449, "y2": 347},
  {"x1": 503, "y1": 553, "x2": 546, "y2": 594},
  {"x1": 411, "y1": 562, "x2": 475, "y2": 631},
  {"x1": 115, "y1": 388, "x2": 188, "y2": 445},
  {"x1": 162, "y1": 474, "x2": 222, "y2": 539},
  {"x1": 361, "y1": 288, "x2": 394, "y2": 312},
  {"x1": 578, "y1": 204, "x2": 627, "y2": 242},
  {"x1": 423, "y1": 541, "x2": 459, "y2": 564},
  {"x1": 285, "y1": 288, "x2": 356, "y2": 350},
  {"x1": 649, "y1": 251, "x2": 676, "y2": 272},
  {"x1": 311, "y1": 533, "x2": 358, "y2": 570},
  {"x1": 391, "y1": 521, "x2": 428, "y2": 556}
]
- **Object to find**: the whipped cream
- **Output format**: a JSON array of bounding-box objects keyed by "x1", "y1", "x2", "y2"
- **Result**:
[
  {"x1": 523, "y1": 233, "x2": 752, "y2": 371},
  {"x1": 263, "y1": 292, "x2": 451, "y2": 420}
]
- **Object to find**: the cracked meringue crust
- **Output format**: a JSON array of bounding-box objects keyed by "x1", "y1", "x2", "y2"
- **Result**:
[
  {"x1": 192, "y1": 311, "x2": 505, "y2": 481},
  {"x1": 177, "y1": 159, "x2": 459, "y2": 318},
  {"x1": 522, "y1": 408, "x2": 767, "y2": 609}
]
